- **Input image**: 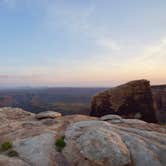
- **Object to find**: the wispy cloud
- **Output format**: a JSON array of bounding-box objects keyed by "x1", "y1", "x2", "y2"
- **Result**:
[
  {"x1": 96, "y1": 38, "x2": 121, "y2": 51},
  {"x1": 44, "y1": 1, "x2": 121, "y2": 52},
  {"x1": 140, "y1": 37, "x2": 166, "y2": 62}
]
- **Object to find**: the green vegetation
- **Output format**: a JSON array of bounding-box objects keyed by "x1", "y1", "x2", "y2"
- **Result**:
[
  {"x1": 0, "y1": 141, "x2": 18, "y2": 157},
  {"x1": 55, "y1": 136, "x2": 66, "y2": 152},
  {"x1": 0, "y1": 142, "x2": 12, "y2": 151},
  {"x1": 7, "y1": 150, "x2": 19, "y2": 157}
]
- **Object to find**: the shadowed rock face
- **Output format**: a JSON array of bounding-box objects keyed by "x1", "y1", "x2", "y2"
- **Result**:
[
  {"x1": 90, "y1": 80, "x2": 157, "y2": 123},
  {"x1": 151, "y1": 85, "x2": 166, "y2": 123}
]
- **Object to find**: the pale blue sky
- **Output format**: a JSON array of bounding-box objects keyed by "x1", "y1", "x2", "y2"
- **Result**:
[{"x1": 0, "y1": 0, "x2": 166, "y2": 87}]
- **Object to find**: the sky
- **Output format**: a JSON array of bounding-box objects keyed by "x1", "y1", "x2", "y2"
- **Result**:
[{"x1": 0, "y1": 0, "x2": 166, "y2": 87}]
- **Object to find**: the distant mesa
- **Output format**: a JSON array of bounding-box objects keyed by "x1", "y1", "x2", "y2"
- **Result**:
[{"x1": 90, "y1": 79, "x2": 157, "y2": 123}]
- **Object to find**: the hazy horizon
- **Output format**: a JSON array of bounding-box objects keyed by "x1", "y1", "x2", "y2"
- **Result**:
[
  {"x1": 0, "y1": 80, "x2": 165, "y2": 89},
  {"x1": 0, "y1": 0, "x2": 166, "y2": 87}
]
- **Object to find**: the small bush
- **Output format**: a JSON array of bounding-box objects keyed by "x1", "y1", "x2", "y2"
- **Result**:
[
  {"x1": 7, "y1": 150, "x2": 19, "y2": 157},
  {"x1": 55, "y1": 136, "x2": 66, "y2": 152},
  {"x1": 0, "y1": 142, "x2": 12, "y2": 151}
]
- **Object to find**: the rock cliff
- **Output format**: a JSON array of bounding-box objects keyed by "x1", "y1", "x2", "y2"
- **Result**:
[
  {"x1": 151, "y1": 85, "x2": 166, "y2": 123},
  {"x1": 90, "y1": 79, "x2": 157, "y2": 123},
  {"x1": 0, "y1": 107, "x2": 166, "y2": 166}
]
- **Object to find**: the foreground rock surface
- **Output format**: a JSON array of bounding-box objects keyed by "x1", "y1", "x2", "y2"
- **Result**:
[
  {"x1": 64, "y1": 121, "x2": 131, "y2": 166},
  {"x1": 0, "y1": 155, "x2": 30, "y2": 166},
  {"x1": 0, "y1": 107, "x2": 166, "y2": 166},
  {"x1": 91, "y1": 79, "x2": 157, "y2": 123},
  {"x1": 14, "y1": 133, "x2": 56, "y2": 166}
]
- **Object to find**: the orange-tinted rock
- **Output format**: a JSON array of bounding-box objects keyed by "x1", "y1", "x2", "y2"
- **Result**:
[{"x1": 90, "y1": 80, "x2": 157, "y2": 123}]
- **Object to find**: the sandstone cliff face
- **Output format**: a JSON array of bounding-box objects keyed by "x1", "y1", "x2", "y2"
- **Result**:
[
  {"x1": 0, "y1": 108, "x2": 166, "y2": 166},
  {"x1": 90, "y1": 80, "x2": 157, "y2": 123},
  {"x1": 151, "y1": 85, "x2": 166, "y2": 123}
]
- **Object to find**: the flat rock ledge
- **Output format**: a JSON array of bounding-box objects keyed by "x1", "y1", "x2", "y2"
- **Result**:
[
  {"x1": 35, "y1": 111, "x2": 62, "y2": 119},
  {"x1": 100, "y1": 114, "x2": 122, "y2": 121}
]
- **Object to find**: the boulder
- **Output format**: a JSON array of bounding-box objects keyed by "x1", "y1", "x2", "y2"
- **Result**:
[
  {"x1": 35, "y1": 111, "x2": 62, "y2": 119},
  {"x1": 64, "y1": 120, "x2": 131, "y2": 166},
  {"x1": 13, "y1": 133, "x2": 57, "y2": 166},
  {"x1": 91, "y1": 79, "x2": 157, "y2": 123},
  {"x1": 64, "y1": 120, "x2": 166, "y2": 166}
]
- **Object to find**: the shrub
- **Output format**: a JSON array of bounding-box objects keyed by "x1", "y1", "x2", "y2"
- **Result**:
[
  {"x1": 55, "y1": 136, "x2": 66, "y2": 152},
  {"x1": 7, "y1": 150, "x2": 19, "y2": 157},
  {"x1": 0, "y1": 142, "x2": 12, "y2": 151}
]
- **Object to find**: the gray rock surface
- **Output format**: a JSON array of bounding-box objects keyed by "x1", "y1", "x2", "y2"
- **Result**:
[
  {"x1": 14, "y1": 133, "x2": 57, "y2": 166},
  {"x1": 64, "y1": 120, "x2": 166, "y2": 166},
  {"x1": 64, "y1": 121, "x2": 131, "y2": 166},
  {"x1": 0, "y1": 155, "x2": 30, "y2": 166}
]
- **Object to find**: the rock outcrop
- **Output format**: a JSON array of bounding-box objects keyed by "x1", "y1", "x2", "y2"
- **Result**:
[
  {"x1": 151, "y1": 85, "x2": 166, "y2": 123},
  {"x1": 0, "y1": 107, "x2": 166, "y2": 166},
  {"x1": 90, "y1": 79, "x2": 157, "y2": 123},
  {"x1": 14, "y1": 133, "x2": 57, "y2": 166}
]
